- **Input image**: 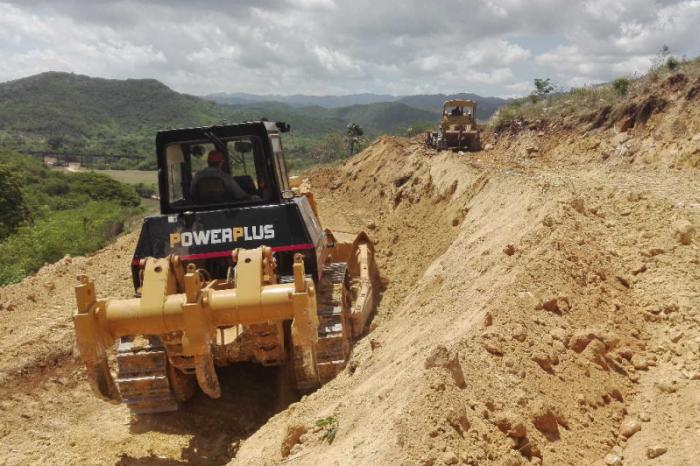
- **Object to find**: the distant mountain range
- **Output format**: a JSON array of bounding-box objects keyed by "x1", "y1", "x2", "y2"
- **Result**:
[
  {"x1": 205, "y1": 92, "x2": 397, "y2": 109},
  {"x1": 204, "y1": 92, "x2": 509, "y2": 120}
]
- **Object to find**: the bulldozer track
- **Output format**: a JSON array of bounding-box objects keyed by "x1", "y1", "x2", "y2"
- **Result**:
[
  {"x1": 293, "y1": 262, "x2": 352, "y2": 391},
  {"x1": 114, "y1": 338, "x2": 180, "y2": 414}
]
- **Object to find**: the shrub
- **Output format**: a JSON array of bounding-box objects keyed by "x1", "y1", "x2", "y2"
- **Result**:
[
  {"x1": 666, "y1": 57, "x2": 680, "y2": 71},
  {"x1": 0, "y1": 165, "x2": 31, "y2": 239},
  {"x1": 0, "y1": 201, "x2": 135, "y2": 285},
  {"x1": 133, "y1": 182, "x2": 156, "y2": 198},
  {"x1": 66, "y1": 172, "x2": 141, "y2": 207},
  {"x1": 612, "y1": 78, "x2": 631, "y2": 96},
  {"x1": 137, "y1": 157, "x2": 158, "y2": 171},
  {"x1": 0, "y1": 149, "x2": 142, "y2": 283}
]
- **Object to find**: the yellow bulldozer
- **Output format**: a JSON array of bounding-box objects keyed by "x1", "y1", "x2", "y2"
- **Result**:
[
  {"x1": 426, "y1": 99, "x2": 481, "y2": 151},
  {"x1": 72, "y1": 121, "x2": 379, "y2": 413}
]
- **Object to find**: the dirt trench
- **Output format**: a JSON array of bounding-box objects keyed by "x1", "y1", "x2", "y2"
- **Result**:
[
  {"x1": 231, "y1": 132, "x2": 699, "y2": 465},
  {"x1": 1, "y1": 122, "x2": 699, "y2": 465}
]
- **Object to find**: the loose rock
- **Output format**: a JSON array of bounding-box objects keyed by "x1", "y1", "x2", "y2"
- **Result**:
[
  {"x1": 631, "y1": 354, "x2": 649, "y2": 370},
  {"x1": 483, "y1": 340, "x2": 504, "y2": 356},
  {"x1": 550, "y1": 327, "x2": 571, "y2": 346},
  {"x1": 619, "y1": 417, "x2": 641, "y2": 438},
  {"x1": 424, "y1": 346, "x2": 466, "y2": 388},
  {"x1": 571, "y1": 198, "x2": 586, "y2": 214},
  {"x1": 569, "y1": 330, "x2": 596, "y2": 353},
  {"x1": 494, "y1": 411, "x2": 527, "y2": 438},
  {"x1": 510, "y1": 324, "x2": 527, "y2": 342},
  {"x1": 646, "y1": 446, "x2": 667, "y2": 459},
  {"x1": 446, "y1": 409, "x2": 470, "y2": 434},
  {"x1": 531, "y1": 401, "x2": 560, "y2": 436},
  {"x1": 669, "y1": 331, "x2": 683, "y2": 343},
  {"x1": 526, "y1": 146, "x2": 540, "y2": 157},
  {"x1": 531, "y1": 351, "x2": 556, "y2": 372},
  {"x1": 281, "y1": 424, "x2": 307, "y2": 457},
  {"x1": 672, "y1": 219, "x2": 695, "y2": 245},
  {"x1": 655, "y1": 379, "x2": 678, "y2": 393},
  {"x1": 441, "y1": 451, "x2": 458, "y2": 465}
]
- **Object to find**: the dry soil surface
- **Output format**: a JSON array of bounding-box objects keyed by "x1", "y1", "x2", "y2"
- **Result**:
[{"x1": 1, "y1": 81, "x2": 699, "y2": 466}]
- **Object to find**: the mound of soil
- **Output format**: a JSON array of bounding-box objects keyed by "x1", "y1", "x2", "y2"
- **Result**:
[{"x1": 231, "y1": 133, "x2": 699, "y2": 465}]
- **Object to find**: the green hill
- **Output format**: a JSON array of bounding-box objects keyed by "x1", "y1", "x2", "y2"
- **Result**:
[
  {"x1": 0, "y1": 72, "x2": 234, "y2": 165},
  {"x1": 0, "y1": 71, "x2": 228, "y2": 135},
  {"x1": 0, "y1": 72, "x2": 438, "y2": 168}
]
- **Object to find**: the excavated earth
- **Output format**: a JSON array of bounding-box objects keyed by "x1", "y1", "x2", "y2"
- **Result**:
[{"x1": 1, "y1": 78, "x2": 699, "y2": 465}]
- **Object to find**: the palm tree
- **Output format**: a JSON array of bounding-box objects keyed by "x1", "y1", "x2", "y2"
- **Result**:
[{"x1": 346, "y1": 122, "x2": 364, "y2": 155}]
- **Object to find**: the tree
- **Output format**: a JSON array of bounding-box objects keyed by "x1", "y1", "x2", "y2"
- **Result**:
[
  {"x1": 655, "y1": 45, "x2": 671, "y2": 68},
  {"x1": 47, "y1": 135, "x2": 66, "y2": 152},
  {"x1": 133, "y1": 182, "x2": 156, "y2": 199},
  {"x1": 533, "y1": 78, "x2": 554, "y2": 98},
  {"x1": 612, "y1": 77, "x2": 631, "y2": 96},
  {"x1": 0, "y1": 165, "x2": 31, "y2": 239},
  {"x1": 346, "y1": 122, "x2": 364, "y2": 155}
]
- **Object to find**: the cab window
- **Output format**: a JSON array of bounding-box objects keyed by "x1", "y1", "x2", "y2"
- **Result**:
[
  {"x1": 164, "y1": 135, "x2": 271, "y2": 209},
  {"x1": 270, "y1": 134, "x2": 290, "y2": 192}
]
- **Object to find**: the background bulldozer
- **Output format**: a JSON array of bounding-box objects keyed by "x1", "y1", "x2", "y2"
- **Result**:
[
  {"x1": 426, "y1": 99, "x2": 481, "y2": 151},
  {"x1": 73, "y1": 121, "x2": 379, "y2": 414}
]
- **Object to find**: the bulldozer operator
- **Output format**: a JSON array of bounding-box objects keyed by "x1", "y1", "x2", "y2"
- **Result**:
[{"x1": 190, "y1": 149, "x2": 252, "y2": 204}]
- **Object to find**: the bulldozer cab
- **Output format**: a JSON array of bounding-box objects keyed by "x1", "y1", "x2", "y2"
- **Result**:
[
  {"x1": 132, "y1": 120, "x2": 323, "y2": 289},
  {"x1": 157, "y1": 121, "x2": 291, "y2": 214},
  {"x1": 442, "y1": 99, "x2": 476, "y2": 129}
]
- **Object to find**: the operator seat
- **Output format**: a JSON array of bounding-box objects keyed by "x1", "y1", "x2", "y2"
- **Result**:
[
  {"x1": 233, "y1": 175, "x2": 257, "y2": 195},
  {"x1": 190, "y1": 175, "x2": 231, "y2": 204}
]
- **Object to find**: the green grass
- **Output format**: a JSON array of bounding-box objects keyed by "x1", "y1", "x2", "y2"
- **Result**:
[{"x1": 87, "y1": 169, "x2": 157, "y2": 185}]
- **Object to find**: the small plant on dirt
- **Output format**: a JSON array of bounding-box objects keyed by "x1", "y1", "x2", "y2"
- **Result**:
[
  {"x1": 612, "y1": 77, "x2": 631, "y2": 96},
  {"x1": 316, "y1": 416, "x2": 339, "y2": 444}
]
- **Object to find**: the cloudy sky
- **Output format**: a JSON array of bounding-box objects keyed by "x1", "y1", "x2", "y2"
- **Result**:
[{"x1": 0, "y1": 0, "x2": 698, "y2": 97}]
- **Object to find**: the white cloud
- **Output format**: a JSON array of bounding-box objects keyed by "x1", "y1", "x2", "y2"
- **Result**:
[
  {"x1": 288, "y1": 0, "x2": 336, "y2": 9},
  {"x1": 0, "y1": 0, "x2": 698, "y2": 96}
]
